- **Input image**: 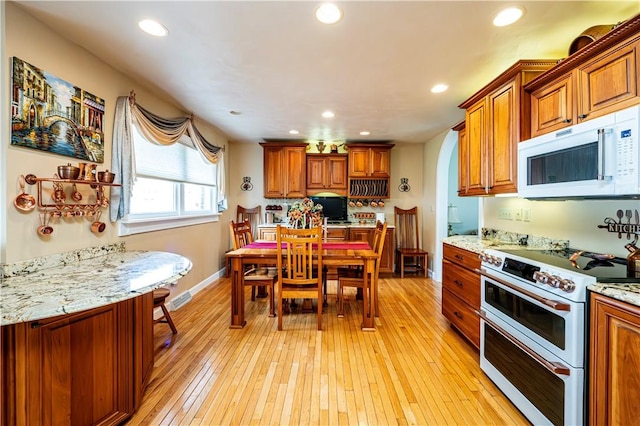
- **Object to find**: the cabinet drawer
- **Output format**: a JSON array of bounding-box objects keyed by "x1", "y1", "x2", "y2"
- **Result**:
[
  {"x1": 325, "y1": 227, "x2": 349, "y2": 240},
  {"x1": 442, "y1": 260, "x2": 480, "y2": 309},
  {"x1": 443, "y1": 244, "x2": 480, "y2": 271},
  {"x1": 442, "y1": 288, "x2": 480, "y2": 349}
]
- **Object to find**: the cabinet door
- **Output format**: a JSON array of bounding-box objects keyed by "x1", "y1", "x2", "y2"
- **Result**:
[
  {"x1": 306, "y1": 156, "x2": 326, "y2": 189},
  {"x1": 369, "y1": 148, "x2": 391, "y2": 177},
  {"x1": 488, "y1": 80, "x2": 518, "y2": 194},
  {"x1": 578, "y1": 40, "x2": 640, "y2": 121},
  {"x1": 327, "y1": 156, "x2": 348, "y2": 189},
  {"x1": 590, "y1": 293, "x2": 640, "y2": 426},
  {"x1": 348, "y1": 147, "x2": 370, "y2": 177},
  {"x1": 4, "y1": 303, "x2": 135, "y2": 426},
  {"x1": 263, "y1": 147, "x2": 285, "y2": 198},
  {"x1": 284, "y1": 147, "x2": 306, "y2": 198},
  {"x1": 379, "y1": 228, "x2": 394, "y2": 273},
  {"x1": 259, "y1": 227, "x2": 277, "y2": 241},
  {"x1": 530, "y1": 73, "x2": 574, "y2": 137},
  {"x1": 465, "y1": 99, "x2": 488, "y2": 195},
  {"x1": 457, "y1": 125, "x2": 468, "y2": 195}
]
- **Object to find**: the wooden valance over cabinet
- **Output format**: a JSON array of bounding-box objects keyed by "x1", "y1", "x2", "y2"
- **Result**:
[
  {"x1": 457, "y1": 60, "x2": 558, "y2": 196},
  {"x1": 526, "y1": 15, "x2": 640, "y2": 138},
  {"x1": 260, "y1": 142, "x2": 307, "y2": 199}
]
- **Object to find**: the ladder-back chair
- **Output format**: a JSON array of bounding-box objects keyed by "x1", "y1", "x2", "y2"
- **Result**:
[
  {"x1": 229, "y1": 219, "x2": 276, "y2": 317},
  {"x1": 394, "y1": 206, "x2": 428, "y2": 278},
  {"x1": 237, "y1": 205, "x2": 262, "y2": 241},
  {"x1": 276, "y1": 225, "x2": 324, "y2": 330},
  {"x1": 337, "y1": 221, "x2": 388, "y2": 317}
]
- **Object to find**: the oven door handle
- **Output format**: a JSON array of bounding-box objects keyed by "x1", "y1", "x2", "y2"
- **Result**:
[
  {"x1": 476, "y1": 268, "x2": 571, "y2": 312},
  {"x1": 477, "y1": 310, "x2": 571, "y2": 376}
]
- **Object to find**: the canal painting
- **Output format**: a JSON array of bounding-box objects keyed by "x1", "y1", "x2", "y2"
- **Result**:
[{"x1": 10, "y1": 57, "x2": 105, "y2": 163}]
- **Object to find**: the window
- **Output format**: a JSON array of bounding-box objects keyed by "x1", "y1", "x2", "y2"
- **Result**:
[{"x1": 118, "y1": 126, "x2": 219, "y2": 236}]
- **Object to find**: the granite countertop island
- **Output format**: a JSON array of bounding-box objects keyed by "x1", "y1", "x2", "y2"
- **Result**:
[{"x1": 0, "y1": 246, "x2": 192, "y2": 326}]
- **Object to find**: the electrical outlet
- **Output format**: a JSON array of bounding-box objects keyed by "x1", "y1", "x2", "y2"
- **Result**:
[
  {"x1": 514, "y1": 208, "x2": 522, "y2": 221},
  {"x1": 523, "y1": 208, "x2": 531, "y2": 222}
]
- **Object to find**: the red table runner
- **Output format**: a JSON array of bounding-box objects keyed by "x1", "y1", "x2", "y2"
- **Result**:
[{"x1": 245, "y1": 241, "x2": 371, "y2": 250}]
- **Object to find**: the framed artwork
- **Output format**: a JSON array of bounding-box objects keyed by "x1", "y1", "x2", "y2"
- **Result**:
[{"x1": 10, "y1": 57, "x2": 105, "y2": 163}]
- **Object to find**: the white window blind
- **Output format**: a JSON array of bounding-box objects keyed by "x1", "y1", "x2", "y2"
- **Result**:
[{"x1": 133, "y1": 129, "x2": 215, "y2": 186}]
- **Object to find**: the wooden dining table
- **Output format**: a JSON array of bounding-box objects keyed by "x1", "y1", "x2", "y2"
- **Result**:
[{"x1": 226, "y1": 240, "x2": 379, "y2": 330}]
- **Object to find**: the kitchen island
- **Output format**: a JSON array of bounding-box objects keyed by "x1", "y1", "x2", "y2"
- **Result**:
[{"x1": 1, "y1": 246, "x2": 192, "y2": 426}]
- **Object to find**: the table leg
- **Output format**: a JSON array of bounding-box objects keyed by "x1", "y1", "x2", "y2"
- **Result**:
[
  {"x1": 361, "y1": 258, "x2": 376, "y2": 331},
  {"x1": 230, "y1": 257, "x2": 246, "y2": 329}
]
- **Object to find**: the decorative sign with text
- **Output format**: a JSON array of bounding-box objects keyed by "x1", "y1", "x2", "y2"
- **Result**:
[{"x1": 598, "y1": 208, "x2": 640, "y2": 244}]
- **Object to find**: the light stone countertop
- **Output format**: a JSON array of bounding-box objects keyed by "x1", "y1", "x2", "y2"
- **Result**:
[
  {"x1": 0, "y1": 250, "x2": 192, "y2": 326},
  {"x1": 443, "y1": 234, "x2": 640, "y2": 309}
]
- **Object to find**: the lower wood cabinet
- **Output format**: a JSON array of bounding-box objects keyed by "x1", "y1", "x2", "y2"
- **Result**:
[
  {"x1": 589, "y1": 292, "x2": 640, "y2": 425},
  {"x1": 1, "y1": 293, "x2": 154, "y2": 426},
  {"x1": 442, "y1": 243, "x2": 480, "y2": 348}
]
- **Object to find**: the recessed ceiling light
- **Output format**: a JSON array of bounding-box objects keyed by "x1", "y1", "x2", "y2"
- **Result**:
[
  {"x1": 138, "y1": 19, "x2": 169, "y2": 37},
  {"x1": 315, "y1": 3, "x2": 343, "y2": 24},
  {"x1": 289, "y1": 130, "x2": 300, "y2": 135},
  {"x1": 229, "y1": 110, "x2": 241, "y2": 115},
  {"x1": 360, "y1": 131, "x2": 370, "y2": 136},
  {"x1": 493, "y1": 7, "x2": 524, "y2": 27},
  {"x1": 322, "y1": 111, "x2": 335, "y2": 118},
  {"x1": 431, "y1": 84, "x2": 448, "y2": 93}
]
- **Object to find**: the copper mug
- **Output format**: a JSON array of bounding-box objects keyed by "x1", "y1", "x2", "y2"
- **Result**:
[{"x1": 91, "y1": 211, "x2": 106, "y2": 233}]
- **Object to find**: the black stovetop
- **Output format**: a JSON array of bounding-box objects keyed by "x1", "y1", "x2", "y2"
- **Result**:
[{"x1": 498, "y1": 248, "x2": 640, "y2": 283}]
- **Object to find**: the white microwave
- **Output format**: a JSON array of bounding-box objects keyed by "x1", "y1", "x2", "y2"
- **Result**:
[{"x1": 518, "y1": 105, "x2": 640, "y2": 199}]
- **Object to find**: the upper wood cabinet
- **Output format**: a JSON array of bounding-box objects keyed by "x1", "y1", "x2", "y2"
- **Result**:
[
  {"x1": 306, "y1": 154, "x2": 348, "y2": 196},
  {"x1": 346, "y1": 144, "x2": 393, "y2": 178},
  {"x1": 458, "y1": 60, "x2": 557, "y2": 196},
  {"x1": 590, "y1": 293, "x2": 640, "y2": 426},
  {"x1": 260, "y1": 142, "x2": 307, "y2": 199},
  {"x1": 452, "y1": 122, "x2": 467, "y2": 194},
  {"x1": 527, "y1": 17, "x2": 640, "y2": 137}
]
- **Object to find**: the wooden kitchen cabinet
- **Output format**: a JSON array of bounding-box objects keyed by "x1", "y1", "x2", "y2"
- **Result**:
[
  {"x1": 1, "y1": 295, "x2": 155, "y2": 426},
  {"x1": 260, "y1": 142, "x2": 307, "y2": 198},
  {"x1": 590, "y1": 292, "x2": 640, "y2": 426},
  {"x1": 346, "y1": 144, "x2": 393, "y2": 178},
  {"x1": 458, "y1": 60, "x2": 556, "y2": 196},
  {"x1": 306, "y1": 154, "x2": 348, "y2": 196},
  {"x1": 442, "y1": 243, "x2": 481, "y2": 348},
  {"x1": 452, "y1": 121, "x2": 467, "y2": 194},
  {"x1": 259, "y1": 227, "x2": 278, "y2": 241},
  {"x1": 527, "y1": 18, "x2": 640, "y2": 137}
]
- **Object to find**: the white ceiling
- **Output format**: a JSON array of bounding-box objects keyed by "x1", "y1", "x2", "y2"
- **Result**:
[{"x1": 12, "y1": 1, "x2": 640, "y2": 145}]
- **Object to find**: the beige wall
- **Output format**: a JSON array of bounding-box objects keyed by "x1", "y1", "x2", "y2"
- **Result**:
[{"x1": 4, "y1": 3, "x2": 231, "y2": 297}]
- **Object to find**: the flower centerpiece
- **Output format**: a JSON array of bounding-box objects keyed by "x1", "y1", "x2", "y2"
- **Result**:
[{"x1": 288, "y1": 198, "x2": 323, "y2": 228}]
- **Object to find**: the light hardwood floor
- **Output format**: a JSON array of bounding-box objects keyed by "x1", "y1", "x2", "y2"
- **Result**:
[{"x1": 126, "y1": 275, "x2": 529, "y2": 425}]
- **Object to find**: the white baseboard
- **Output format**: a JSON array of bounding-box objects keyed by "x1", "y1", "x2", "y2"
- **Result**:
[{"x1": 153, "y1": 268, "x2": 225, "y2": 319}]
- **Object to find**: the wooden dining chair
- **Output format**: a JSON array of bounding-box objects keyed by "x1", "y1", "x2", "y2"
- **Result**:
[
  {"x1": 337, "y1": 221, "x2": 388, "y2": 317},
  {"x1": 394, "y1": 206, "x2": 428, "y2": 278},
  {"x1": 237, "y1": 205, "x2": 262, "y2": 241},
  {"x1": 229, "y1": 219, "x2": 276, "y2": 317},
  {"x1": 276, "y1": 225, "x2": 324, "y2": 330}
]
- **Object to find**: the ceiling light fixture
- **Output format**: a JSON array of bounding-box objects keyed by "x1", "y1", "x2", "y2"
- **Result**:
[
  {"x1": 360, "y1": 131, "x2": 370, "y2": 136},
  {"x1": 289, "y1": 130, "x2": 300, "y2": 135},
  {"x1": 138, "y1": 19, "x2": 169, "y2": 37},
  {"x1": 229, "y1": 110, "x2": 241, "y2": 115},
  {"x1": 493, "y1": 7, "x2": 524, "y2": 27},
  {"x1": 431, "y1": 83, "x2": 448, "y2": 93},
  {"x1": 322, "y1": 111, "x2": 335, "y2": 118},
  {"x1": 315, "y1": 3, "x2": 343, "y2": 24}
]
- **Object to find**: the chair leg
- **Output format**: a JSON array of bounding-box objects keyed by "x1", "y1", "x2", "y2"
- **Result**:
[
  {"x1": 317, "y1": 288, "x2": 322, "y2": 330},
  {"x1": 269, "y1": 283, "x2": 275, "y2": 318},
  {"x1": 400, "y1": 254, "x2": 405, "y2": 278},
  {"x1": 251, "y1": 286, "x2": 256, "y2": 301},
  {"x1": 337, "y1": 280, "x2": 345, "y2": 318},
  {"x1": 278, "y1": 292, "x2": 283, "y2": 330},
  {"x1": 424, "y1": 254, "x2": 428, "y2": 277},
  {"x1": 160, "y1": 303, "x2": 178, "y2": 334}
]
